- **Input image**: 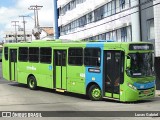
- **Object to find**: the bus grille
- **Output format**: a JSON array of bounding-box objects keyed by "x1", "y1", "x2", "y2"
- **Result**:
[{"x1": 139, "y1": 88, "x2": 154, "y2": 97}]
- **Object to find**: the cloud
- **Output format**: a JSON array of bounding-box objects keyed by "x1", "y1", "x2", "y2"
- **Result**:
[{"x1": 0, "y1": 0, "x2": 54, "y2": 41}]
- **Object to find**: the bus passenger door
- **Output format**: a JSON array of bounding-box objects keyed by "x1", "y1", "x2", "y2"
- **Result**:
[
  {"x1": 9, "y1": 49, "x2": 17, "y2": 81},
  {"x1": 104, "y1": 50, "x2": 124, "y2": 99},
  {"x1": 54, "y1": 50, "x2": 67, "y2": 90}
]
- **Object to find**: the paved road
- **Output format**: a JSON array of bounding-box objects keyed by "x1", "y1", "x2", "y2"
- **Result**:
[{"x1": 0, "y1": 63, "x2": 160, "y2": 120}]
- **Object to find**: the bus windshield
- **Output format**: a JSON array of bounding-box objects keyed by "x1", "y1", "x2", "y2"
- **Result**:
[{"x1": 127, "y1": 52, "x2": 154, "y2": 77}]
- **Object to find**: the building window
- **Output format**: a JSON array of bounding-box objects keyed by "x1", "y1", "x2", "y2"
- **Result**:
[
  {"x1": 106, "y1": 32, "x2": 110, "y2": 40},
  {"x1": 79, "y1": 16, "x2": 87, "y2": 27},
  {"x1": 68, "y1": 48, "x2": 83, "y2": 66},
  {"x1": 116, "y1": 0, "x2": 120, "y2": 13},
  {"x1": 127, "y1": 26, "x2": 132, "y2": 42},
  {"x1": 147, "y1": 19, "x2": 155, "y2": 40},
  {"x1": 121, "y1": 27, "x2": 127, "y2": 42},
  {"x1": 108, "y1": 2, "x2": 112, "y2": 16},
  {"x1": 112, "y1": 30, "x2": 117, "y2": 41},
  {"x1": 94, "y1": 7, "x2": 104, "y2": 21},
  {"x1": 99, "y1": 33, "x2": 106, "y2": 40},
  {"x1": 120, "y1": 0, "x2": 125, "y2": 9},
  {"x1": 29, "y1": 47, "x2": 39, "y2": 62},
  {"x1": 85, "y1": 25, "x2": 132, "y2": 42},
  {"x1": 40, "y1": 47, "x2": 52, "y2": 64},
  {"x1": 87, "y1": 12, "x2": 94, "y2": 24},
  {"x1": 4, "y1": 47, "x2": 8, "y2": 60},
  {"x1": 19, "y1": 47, "x2": 28, "y2": 62},
  {"x1": 112, "y1": 0, "x2": 116, "y2": 14},
  {"x1": 84, "y1": 48, "x2": 101, "y2": 66},
  {"x1": 60, "y1": 0, "x2": 86, "y2": 16}
]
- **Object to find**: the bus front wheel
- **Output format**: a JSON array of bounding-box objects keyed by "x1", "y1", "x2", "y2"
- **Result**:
[
  {"x1": 88, "y1": 85, "x2": 102, "y2": 101},
  {"x1": 27, "y1": 76, "x2": 37, "y2": 90}
]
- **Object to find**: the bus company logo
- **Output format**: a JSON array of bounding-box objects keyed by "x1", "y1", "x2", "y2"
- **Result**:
[
  {"x1": 26, "y1": 66, "x2": 36, "y2": 71},
  {"x1": 2, "y1": 112, "x2": 11, "y2": 117},
  {"x1": 49, "y1": 65, "x2": 52, "y2": 70}
]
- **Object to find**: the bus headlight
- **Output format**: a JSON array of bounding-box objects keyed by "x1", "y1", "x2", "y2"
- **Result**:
[{"x1": 127, "y1": 83, "x2": 137, "y2": 90}]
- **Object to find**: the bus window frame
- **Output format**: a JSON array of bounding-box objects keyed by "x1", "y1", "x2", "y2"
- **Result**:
[
  {"x1": 84, "y1": 47, "x2": 101, "y2": 67},
  {"x1": 29, "y1": 47, "x2": 40, "y2": 63},
  {"x1": 18, "y1": 47, "x2": 29, "y2": 62},
  {"x1": 40, "y1": 47, "x2": 52, "y2": 64},
  {"x1": 4, "y1": 47, "x2": 8, "y2": 60},
  {"x1": 68, "y1": 47, "x2": 83, "y2": 66}
]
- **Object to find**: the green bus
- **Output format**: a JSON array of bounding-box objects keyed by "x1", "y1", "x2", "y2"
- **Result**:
[{"x1": 2, "y1": 40, "x2": 156, "y2": 102}]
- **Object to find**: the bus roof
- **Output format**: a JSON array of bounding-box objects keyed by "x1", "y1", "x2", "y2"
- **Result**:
[{"x1": 3, "y1": 39, "x2": 153, "y2": 47}]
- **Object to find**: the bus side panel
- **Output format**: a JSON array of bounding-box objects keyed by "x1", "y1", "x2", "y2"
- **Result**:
[
  {"x1": 17, "y1": 62, "x2": 31, "y2": 84},
  {"x1": 35, "y1": 64, "x2": 53, "y2": 89},
  {"x1": 17, "y1": 62, "x2": 53, "y2": 89},
  {"x1": 67, "y1": 66, "x2": 85, "y2": 94}
]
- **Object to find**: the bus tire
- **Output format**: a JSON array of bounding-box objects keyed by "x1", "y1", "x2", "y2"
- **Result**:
[
  {"x1": 27, "y1": 76, "x2": 37, "y2": 90},
  {"x1": 88, "y1": 85, "x2": 102, "y2": 101}
]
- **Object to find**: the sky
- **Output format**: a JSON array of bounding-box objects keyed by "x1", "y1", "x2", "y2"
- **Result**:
[{"x1": 0, "y1": 0, "x2": 54, "y2": 42}]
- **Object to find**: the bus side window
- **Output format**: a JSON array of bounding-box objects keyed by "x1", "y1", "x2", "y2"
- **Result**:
[
  {"x1": 4, "y1": 47, "x2": 8, "y2": 60},
  {"x1": 40, "y1": 47, "x2": 52, "y2": 64},
  {"x1": 29, "y1": 47, "x2": 39, "y2": 63},
  {"x1": 68, "y1": 47, "x2": 83, "y2": 66},
  {"x1": 19, "y1": 47, "x2": 28, "y2": 62},
  {"x1": 84, "y1": 48, "x2": 101, "y2": 67}
]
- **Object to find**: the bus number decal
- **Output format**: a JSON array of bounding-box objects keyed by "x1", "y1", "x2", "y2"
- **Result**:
[{"x1": 80, "y1": 73, "x2": 85, "y2": 78}]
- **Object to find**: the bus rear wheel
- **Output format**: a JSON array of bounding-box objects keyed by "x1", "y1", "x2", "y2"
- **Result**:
[
  {"x1": 88, "y1": 85, "x2": 102, "y2": 101},
  {"x1": 28, "y1": 76, "x2": 37, "y2": 90}
]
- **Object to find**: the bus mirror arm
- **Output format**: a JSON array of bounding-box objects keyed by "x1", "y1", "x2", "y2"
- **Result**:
[
  {"x1": 126, "y1": 59, "x2": 131, "y2": 68},
  {"x1": 126, "y1": 55, "x2": 131, "y2": 69}
]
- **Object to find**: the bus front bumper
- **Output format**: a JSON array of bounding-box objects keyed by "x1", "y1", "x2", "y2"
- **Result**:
[{"x1": 120, "y1": 87, "x2": 155, "y2": 102}]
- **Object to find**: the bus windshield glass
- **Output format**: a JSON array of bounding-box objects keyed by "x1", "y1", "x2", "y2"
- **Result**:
[{"x1": 127, "y1": 52, "x2": 154, "y2": 77}]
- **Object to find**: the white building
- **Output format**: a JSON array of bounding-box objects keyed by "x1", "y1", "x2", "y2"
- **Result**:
[
  {"x1": 40, "y1": 27, "x2": 54, "y2": 40},
  {"x1": 57, "y1": 0, "x2": 141, "y2": 42},
  {"x1": 4, "y1": 30, "x2": 32, "y2": 43}
]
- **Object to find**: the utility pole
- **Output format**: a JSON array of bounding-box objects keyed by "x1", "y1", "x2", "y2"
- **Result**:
[
  {"x1": 28, "y1": 5, "x2": 43, "y2": 40},
  {"x1": 19, "y1": 15, "x2": 29, "y2": 42},
  {"x1": 11, "y1": 21, "x2": 19, "y2": 43},
  {"x1": 53, "y1": 0, "x2": 59, "y2": 39}
]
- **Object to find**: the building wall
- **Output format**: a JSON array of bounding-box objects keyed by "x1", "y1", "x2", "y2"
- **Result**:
[
  {"x1": 153, "y1": 0, "x2": 160, "y2": 89},
  {"x1": 154, "y1": 0, "x2": 160, "y2": 57},
  {"x1": 58, "y1": 0, "x2": 141, "y2": 42},
  {"x1": 140, "y1": 0, "x2": 154, "y2": 42},
  {"x1": 4, "y1": 31, "x2": 32, "y2": 43}
]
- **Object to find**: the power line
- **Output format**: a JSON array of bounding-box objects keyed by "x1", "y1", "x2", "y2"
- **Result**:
[{"x1": 60, "y1": 0, "x2": 158, "y2": 36}]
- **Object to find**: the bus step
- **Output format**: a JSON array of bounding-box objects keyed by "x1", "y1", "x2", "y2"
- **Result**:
[
  {"x1": 103, "y1": 97, "x2": 119, "y2": 101},
  {"x1": 56, "y1": 89, "x2": 65, "y2": 92}
]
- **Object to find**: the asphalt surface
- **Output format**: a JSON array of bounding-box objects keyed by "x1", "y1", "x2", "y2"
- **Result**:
[{"x1": 0, "y1": 62, "x2": 160, "y2": 120}]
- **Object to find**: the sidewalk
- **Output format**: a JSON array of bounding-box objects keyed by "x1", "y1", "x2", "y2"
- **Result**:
[{"x1": 156, "y1": 90, "x2": 160, "y2": 96}]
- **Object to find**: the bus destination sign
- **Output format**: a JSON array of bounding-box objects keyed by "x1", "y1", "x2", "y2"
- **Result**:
[{"x1": 129, "y1": 44, "x2": 153, "y2": 50}]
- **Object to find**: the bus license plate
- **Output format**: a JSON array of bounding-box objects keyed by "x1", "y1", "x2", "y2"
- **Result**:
[{"x1": 143, "y1": 90, "x2": 149, "y2": 94}]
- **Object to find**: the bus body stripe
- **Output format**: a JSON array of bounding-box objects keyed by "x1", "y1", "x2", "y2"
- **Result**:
[
  {"x1": 133, "y1": 81, "x2": 155, "y2": 90},
  {"x1": 85, "y1": 42, "x2": 104, "y2": 92}
]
